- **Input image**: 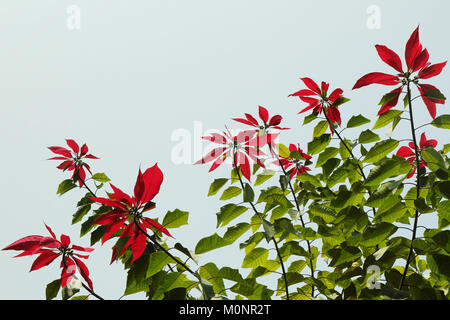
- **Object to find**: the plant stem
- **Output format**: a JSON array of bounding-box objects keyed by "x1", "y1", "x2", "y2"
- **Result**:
[
  {"x1": 74, "y1": 168, "x2": 96, "y2": 197},
  {"x1": 62, "y1": 254, "x2": 104, "y2": 300},
  {"x1": 268, "y1": 143, "x2": 315, "y2": 297},
  {"x1": 133, "y1": 217, "x2": 197, "y2": 277},
  {"x1": 232, "y1": 149, "x2": 290, "y2": 300},
  {"x1": 399, "y1": 81, "x2": 421, "y2": 290}
]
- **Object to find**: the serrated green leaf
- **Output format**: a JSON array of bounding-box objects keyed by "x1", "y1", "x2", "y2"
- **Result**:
[
  {"x1": 57, "y1": 179, "x2": 77, "y2": 196},
  {"x1": 358, "y1": 129, "x2": 380, "y2": 144},
  {"x1": 254, "y1": 171, "x2": 275, "y2": 186},
  {"x1": 146, "y1": 251, "x2": 172, "y2": 278},
  {"x1": 216, "y1": 204, "x2": 248, "y2": 228},
  {"x1": 363, "y1": 139, "x2": 399, "y2": 163},
  {"x1": 422, "y1": 89, "x2": 446, "y2": 101},
  {"x1": 243, "y1": 183, "x2": 255, "y2": 202},
  {"x1": 421, "y1": 147, "x2": 448, "y2": 172},
  {"x1": 316, "y1": 147, "x2": 339, "y2": 167},
  {"x1": 308, "y1": 134, "x2": 331, "y2": 155},
  {"x1": 162, "y1": 209, "x2": 189, "y2": 229},
  {"x1": 242, "y1": 247, "x2": 269, "y2": 268},
  {"x1": 303, "y1": 113, "x2": 318, "y2": 125},
  {"x1": 360, "y1": 223, "x2": 398, "y2": 247},
  {"x1": 220, "y1": 186, "x2": 242, "y2": 200},
  {"x1": 313, "y1": 120, "x2": 328, "y2": 138},
  {"x1": 46, "y1": 279, "x2": 61, "y2": 300},
  {"x1": 373, "y1": 110, "x2": 403, "y2": 130},
  {"x1": 347, "y1": 114, "x2": 370, "y2": 128},
  {"x1": 91, "y1": 173, "x2": 110, "y2": 183},
  {"x1": 208, "y1": 178, "x2": 228, "y2": 196}
]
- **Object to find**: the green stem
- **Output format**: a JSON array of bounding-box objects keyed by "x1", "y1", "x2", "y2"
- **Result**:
[
  {"x1": 133, "y1": 217, "x2": 197, "y2": 277},
  {"x1": 399, "y1": 81, "x2": 421, "y2": 290},
  {"x1": 269, "y1": 143, "x2": 315, "y2": 297},
  {"x1": 232, "y1": 148, "x2": 290, "y2": 300}
]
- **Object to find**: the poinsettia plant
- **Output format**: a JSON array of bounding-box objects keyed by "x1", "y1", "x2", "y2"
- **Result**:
[{"x1": 3, "y1": 26, "x2": 450, "y2": 300}]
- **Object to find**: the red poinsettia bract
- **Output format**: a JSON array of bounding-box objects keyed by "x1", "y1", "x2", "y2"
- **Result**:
[
  {"x1": 48, "y1": 139, "x2": 99, "y2": 186},
  {"x1": 89, "y1": 163, "x2": 172, "y2": 263},
  {"x1": 289, "y1": 78, "x2": 346, "y2": 132},
  {"x1": 2, "y1": 224, "x2": 94, "y2": 290},
  {"x1": 232, "y1": 105, "x2": 289, "y2": 131},
  {"x1": 396, "y1": 133, "x2": 438, "y2": 178},
  {"x1": 353, "y1": 26, "x2": 447, "y2": 118},
  {"x1": 195, "y1": 128, "x2": 278, "y2": 181},
  {"x1": 274, "y1": 143, "x2": 312, "y2": 180}
]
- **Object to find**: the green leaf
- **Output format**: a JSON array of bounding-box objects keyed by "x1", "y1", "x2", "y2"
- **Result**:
[
  {"x1": 254, "y1": 171, "x2": 275, "y2": 186},
  {"x1": 91, "y1": 173, "x2": 110, "y2": 183},
  {"x1": 422, "y1": 89, "x2": 447, "y2": 101},
  {"x1": 363, "y1": 139, "x2": 399, "y2": 163},
  {"x1": 279, "y1": 175, "x2": 289, "y2": 192},
  {"x1": 46, "y1": 279, "x2": 61, "y2": 300},
  {"x1": 365, "y1": 159, "x2": 410, "y2": 187},
  {"x1": 242, "y1": 247, "x2": 269, "y2": 268},
  {"x1": 222, "y1": 223, "x2": 251, "y2": 243},
  {"x1": 262, "y1": 219, "x2": 276, "y2": 241},
  {"x1": 174, "y1": 242, "x2": 199, "y2": 264},
  {"x1": 162, "y1": 209, "x2": 189, "y2": 229},
  {"x1": 437, "y1": 181, "x2": 450, "y2": 199},
  {"x1": 72, "y1": 201, "x2": 92, "y2": 225},
  {"x1": 328, "y1": 245, "x2": 362, "y2": 267},
  {"x1": 326, "y1": 166, "x2": 348, "y2": 188},
  {"x1": 152, "y1": 272, "x2": 196, "y2": 300},
  {"x1": 316, "y1": 147, "x2": 339, "y2": 168},
  {"x1": 360, "y1": 223, "x2": 398, "y2": 247},
  {"x1": 427, "y1": 254, "x2": 450, "y2": 279},
  {"x1": 208, "y1": 178, "x2": 228, "y2": 196},
  {"x1": 313, "y1": 120, "x2": 328, "y2": 138},
  {"x1": 358, "y1": 130, "x2": 380, "y2": 144},
  {"x1": 332, "y1": 97, "x2": 351, "y2": 107},
  {"x1": 199, "y1": 263, "x2": 225, "y2": 298},
  {"x1": 309, "y1": 204, "x2": 336, "y2": 223},
  {"x1": 303, "y1": 113, "x2": 318, "y2": 125},
  {"x1": 243, "y1": 183, "x2": 255, "y2": 202},
  {"x1": 372, "y1": 110, "x2": 403, "y2": 130},
  {"x1": 431, "y1": 115, "x2": 450, "y2": 129},
  {"x1": 147, "y1": 251, "x2": 172, "y2": 278},
  {"x1": 347, "y1": 114, "x2": 370, "y2": 128},
  {"x1": 71, "y1": 295, "x2": 89, "y2": 300},
  {"x1": 431, "y1": 230, "x2": 450, "y2": 252},
  {"x1": 220, "y1": 186, "x2": 242, "y2": 201},
  {"x1": 57, "y1": 179, "x2": 77, "y2": 196},
  {"x1": 307, "y1": 134, "x2": 331, "y2": 155},
  {"x1": 378, "y1": 91, "x2": 401, "y2": 106},
  {"x1": 216, "y1": 204, "x2": 248, "y2": 228},
  {"x1": 125, "y1": 252, "x2": 150, "y2": 296},
  {"x1": 195, "y1": 234, "x2": 228, "y2": 254},
  {"x1": 421, "y1": 147, "x2": 448, "y2": 172},
  {"x1": 277, "y1": 144, "x2": 291, "y2": 158}
]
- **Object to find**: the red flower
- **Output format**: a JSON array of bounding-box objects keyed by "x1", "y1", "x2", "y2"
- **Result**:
[
  {"x1": 89, "y1": 164, "x2": 171, "y2": 263},
  {"x1": 273, "y1": 143, "x2": 312, "y2": 180},
  {"x1": 353, "y1": 26, "x2": 447, "y2": 119},
  {"x1": 232, "y1": 105, "x2": 289, "y2": 131},
  {"x1": 396, "y1": 133, "x2": 438, "y2": 178},
  {"x1": 195, "y1": 128, "x2": 278, "y2": 181},
  {"x1": 48, "y1": 139, "x2": 99, "y2": 186},
  {"x1": 289, "y1": 78, "x2": 346, "y2": 132},
  {"x1": 2, "y1": 224, "x2": 94, "y2": 290}
]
